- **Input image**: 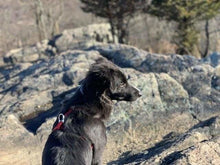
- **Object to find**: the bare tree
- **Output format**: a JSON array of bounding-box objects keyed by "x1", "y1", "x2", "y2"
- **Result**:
[
  {"x1": 33, "y1": 0, "x2": 47, "y2": 40},
  {"x1": 32, "y1": 0, "x2": 64, "y2": 41},
  {"x1": 201, "y1": 20, "x2": 210, "y2": 58}
]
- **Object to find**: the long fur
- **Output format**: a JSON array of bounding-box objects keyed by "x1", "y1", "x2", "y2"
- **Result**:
[{"x1": 42, "y1": 58, "x2": 141, "y2": 165}]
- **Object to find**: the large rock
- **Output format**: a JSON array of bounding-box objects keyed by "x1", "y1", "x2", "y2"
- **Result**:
[
  {"x1": 1, "y1": 23, "x2": 116, "y2": 66},
  {"x1": 91, "y1": 44, "x2": 220, "y2": 118},
  {"x1": 0, "y1": 40, "x2": 220, "y2": 164},
  {"x1": 2, "y1": 40, "x2": 54, "y2": 66},
  {"x1": 0, "y1": 50, "x2": 101, "y2": 124},
  {"x1": 52, "y1": 23, "x2": 117, "y2": 53},
  {"x1": 0, "y1": 114, "x2": 41, "y2": 164}
]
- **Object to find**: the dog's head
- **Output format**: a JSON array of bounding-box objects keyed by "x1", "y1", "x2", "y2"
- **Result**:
[{"x1": 81, "y1": 58, "x2": 141, "y2": 102}]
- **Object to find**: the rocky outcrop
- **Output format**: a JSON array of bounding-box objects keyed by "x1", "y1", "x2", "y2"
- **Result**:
[
  {"x1": 2, "y1": 40, "x2": 54, "y2": 65},
  {"x1": 0, "y1": 30, "x2": 220, "y2": 164},
  {"x1": 90, "y1": 44, "x2": 219, "y2": 118},
  {"x1": 2, "y1": 23, "x2": 116, "y2": 66},
  {"x1": 52, "y1": 23, "x2": 117, "y2": 53}
]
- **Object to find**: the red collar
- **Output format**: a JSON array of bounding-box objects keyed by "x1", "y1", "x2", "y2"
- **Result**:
[{"x1": 53, "y1": 109, "x2": 73, "y2": 131}]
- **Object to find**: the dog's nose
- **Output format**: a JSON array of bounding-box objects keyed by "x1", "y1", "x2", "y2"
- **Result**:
[
  {"x1": 134, "y1": 87, "x2": 142, "y2": 97},
  {"x1": 138, "y1": 92, "x2": 142, "y2": 97},
  {"x1": 132, "y1": 86, "x2": 142, "y2": 97}
]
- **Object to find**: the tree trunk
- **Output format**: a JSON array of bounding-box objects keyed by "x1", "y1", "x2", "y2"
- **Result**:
[
  {"x1": 202, "y1": 20, "x2": 210, "y2": 58},
  {"x1": 117, "y1": 17, "x2": 130, "y2": 44},
  {"x1": 34, "y1": 0, "x2": 47, "y2": 41},
  {"x1": 109, "y1": 17, "x2": 117, "y2": 43}
]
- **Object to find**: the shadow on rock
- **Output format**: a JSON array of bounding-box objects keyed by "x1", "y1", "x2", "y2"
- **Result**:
[
  {"x1": 160, "y1": 151, "x2": 184, "y2": 165},
  {"x1": 108, "y1": 116, "x2": 219, "y2": 165},
  {"x1": 22, "y1": 87, "x2": 77, "y2": 134},
  {"x1": 107, "y1": 132, "x2": 179, "y2": 165},
  {"x1": 189, "y1": 116, "x2": 218, "y2": 131}
]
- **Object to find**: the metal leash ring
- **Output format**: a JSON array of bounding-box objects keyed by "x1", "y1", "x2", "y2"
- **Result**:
[{"x1": 58, "y1": 113, "x2": 65, "y2": 123}]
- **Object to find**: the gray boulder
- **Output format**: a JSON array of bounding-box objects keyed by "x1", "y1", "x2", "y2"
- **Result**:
[
  {"x1": 0, "y1": 42, "x2": 219, "y2": 164},
  {"x1": 2, "y1": 40, "x2": 55, "y2": 66},
  {"x1": 203, "y1": 52, "x2": 220, "y2": 67},
  {"x1": 51, "y1": 23, "x2": 117, "y2": 53},
  {"x1": 1, "y1": 23, "x2": 116, "y2": 66}
]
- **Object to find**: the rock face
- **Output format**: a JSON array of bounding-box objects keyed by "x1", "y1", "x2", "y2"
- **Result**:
[
  {"x1": 108, "y1": 116, "x2": 220, "y2": 165},
  {"x1": 52, "y1": 23, "x2": 117, "y2": 53},
  {"x1": 0, "y1": 26, "x2": 220, "y2": 164},
  {"x1": 2, "y1": 40, "x2": 53, "y2": 65},
  {"x1": 2, "y1": 23, "x2": 116, "y2": 66}
]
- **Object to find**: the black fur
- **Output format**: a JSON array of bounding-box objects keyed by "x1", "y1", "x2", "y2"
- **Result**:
[{"x1": 42, "y1": 58, "x2": 141, "y2": 165}]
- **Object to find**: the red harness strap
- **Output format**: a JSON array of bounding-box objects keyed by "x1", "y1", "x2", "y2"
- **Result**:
[
  {"x1": 53, "y1": 109, "x2": 72, "y2": 131},
  {"x1": 52, "y1": 108, "x2": 94, "y2": 149}
]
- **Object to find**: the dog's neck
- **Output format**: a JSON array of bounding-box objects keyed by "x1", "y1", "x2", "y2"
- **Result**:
[
  {"x1": 85, "y1": 90, "x2": 113, "y2": 120},
  {"x1": 63, "y1": 87, "x2": 113, "y2": 120}
]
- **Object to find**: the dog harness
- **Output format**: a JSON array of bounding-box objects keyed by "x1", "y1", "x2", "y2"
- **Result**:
[
  {"x1": 53, "y1": 108, "x2": 94, "y2": 149},
  {"x1": 53, "y1": 109, "x2": 73, "y2": 131}
]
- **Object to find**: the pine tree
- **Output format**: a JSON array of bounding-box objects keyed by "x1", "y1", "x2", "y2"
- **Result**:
[
  {"x1": 147, "y1": 0, "x2": 220, "y2": 56},
  {"x1": 80, "y1": 0, "x2": 147, "y2": 44}
]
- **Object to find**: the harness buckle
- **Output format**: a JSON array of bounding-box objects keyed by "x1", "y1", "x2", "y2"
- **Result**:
[{"x1": 58, "y1": 113, "x2": 65, "y2": 123}]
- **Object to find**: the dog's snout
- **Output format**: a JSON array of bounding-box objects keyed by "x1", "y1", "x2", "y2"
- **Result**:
[
  {"x1": 133, "y1": 87, "x2": 142, "y2": 97},
  {"x1": 132, "y1": 86, "x2": 142, "y2": 98},
  {"x1": 135, "y1": 89, "x2": 142, "y2": 97},
  {"x1": 138, "y1": 92, "x2": 142, "y2": 97}
]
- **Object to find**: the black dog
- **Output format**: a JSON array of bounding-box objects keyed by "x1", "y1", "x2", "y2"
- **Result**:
[{"x1": 42, "y1": 58, "x2": 141, "y2": 165}]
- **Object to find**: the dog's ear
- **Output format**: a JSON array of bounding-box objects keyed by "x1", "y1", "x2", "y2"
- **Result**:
[{"x1": 83, "y1": 69, "x2": 110, "y2": 97}]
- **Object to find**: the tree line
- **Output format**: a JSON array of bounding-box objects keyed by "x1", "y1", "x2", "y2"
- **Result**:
[{"x1": 80, "y1": 0, "x2": 220, "y2": 57}]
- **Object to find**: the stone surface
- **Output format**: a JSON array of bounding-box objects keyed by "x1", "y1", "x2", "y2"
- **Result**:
[
  {"x1": 0, "y1": 50, "x2": 101, "y2": 126},
  {"x1": 109, "y1": 116, "x2": 220, "y2": 165},
  {"x1": 2, "y1": 40, "x2": 51, "y2": 66},
  {"x1": 0, "y1": 26, "x2": 220, "y2": 164},
  {"x1": 1, "y1": 23, "x2": 115, "y2": 66},
  {"x1": 53, "y1": 23, "x2": 117, "y2": 53}
]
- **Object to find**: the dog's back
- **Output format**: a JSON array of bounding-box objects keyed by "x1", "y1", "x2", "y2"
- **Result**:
[
  {"x1": 42, "y1": 131, "x2": 93, "y2": 165},
  {"x1": 42, "y1": 110, "x2": 107, "y2": 165}
]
